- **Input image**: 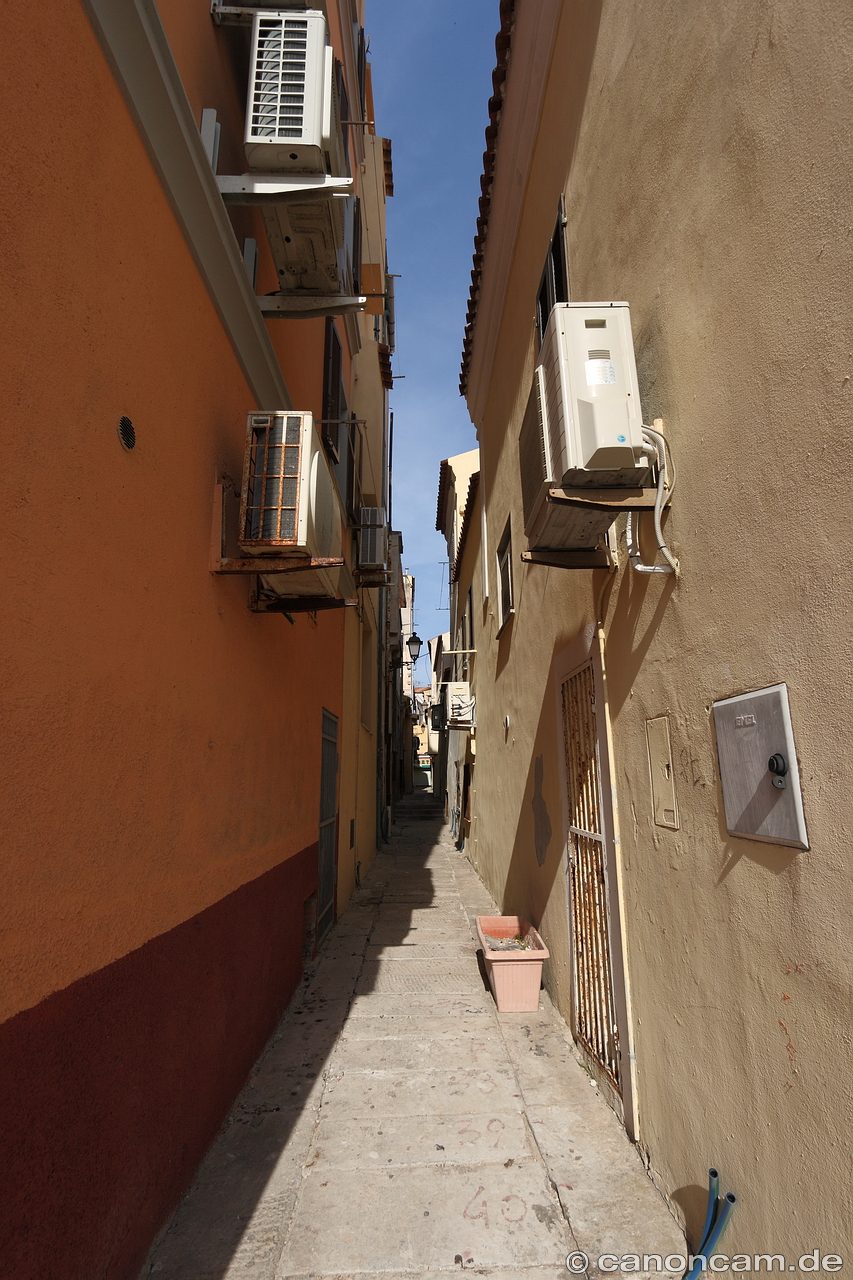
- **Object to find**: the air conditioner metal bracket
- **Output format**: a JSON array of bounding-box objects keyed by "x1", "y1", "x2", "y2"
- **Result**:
[
  {"x1": 217, "y1": 174, "x2": 353, "y2": 205},
  {"x1": 211, "y1": 2, "x2": 326, "y2": 25},
  {"x1": 251, "y1": 595, "x2": 357, "y2": 613},
  {"x1": 521, "y1": 549, "x2": 611, "y2": 570},
  {"x1": 259, "y1": 294, "x2": 367, "y2": 318},
  {"x1": 547, "y1": 486, "x2": 668, "y2": 511},
  {"x1": 214, "y1": 555, "x2": 345, "y2": 573}
]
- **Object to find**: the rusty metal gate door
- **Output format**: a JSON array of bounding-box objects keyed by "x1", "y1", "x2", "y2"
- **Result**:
[
  {"x1": 318, "y1": 709, "x2": 339, "y2": 943},
  {"x1": 561, "y1": 662, "x2": 621, "y2": 1093}
]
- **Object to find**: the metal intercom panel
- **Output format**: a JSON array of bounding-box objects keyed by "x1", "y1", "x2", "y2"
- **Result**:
[{"x1": 712, "y1": 683, "x2": 808, "y2": 850}]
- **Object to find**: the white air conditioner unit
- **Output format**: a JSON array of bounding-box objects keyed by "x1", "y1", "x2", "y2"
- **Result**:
[
  {"x1": 520, "y1": 302, "x2": 653, "y2": 550},
  {"x1": 446, "y1": 681, "x2": 475, "y2": 729},
  {"x1": 239, "y1": 410, "x2": 343, "y2": 597},
  {"x1": 237, "y1": 10, "x2": 363, "y2": 313},
  {"x1": 245, "y1": 12, "x2": 336, "y2": 175},
  {"x1": 358, "y1": 507, "x2": 389, "y2": 570}
]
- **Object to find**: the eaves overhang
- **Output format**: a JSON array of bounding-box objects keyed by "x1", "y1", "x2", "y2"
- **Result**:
[
  {"x1": 436, "y1": 458, "x2": 452, "y2": 533},
  {"x1": 452, "y1": 472, "x2": 480, "y2": 583},
  {"x1": 459, "y1": 0, "x2": 516, "y2": 398}
]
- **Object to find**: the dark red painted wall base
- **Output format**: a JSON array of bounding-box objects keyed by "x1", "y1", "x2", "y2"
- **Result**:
[{"x1": 0, "y1": 846, "x2": 318, "y2": 1280}]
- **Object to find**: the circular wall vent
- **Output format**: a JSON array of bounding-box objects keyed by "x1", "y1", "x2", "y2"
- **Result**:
[{"x1": 118, "y1": 416, "x2": 136, "y2": 450}]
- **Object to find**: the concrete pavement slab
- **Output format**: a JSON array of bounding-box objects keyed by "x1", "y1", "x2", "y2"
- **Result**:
[
  {"x1": 259, "y1": 1011, "x2": 351, "y2": 1066},
  {"x1": 278, "y1": 1270, "x2": 571, "y2": 1280},
  {"x1": 371, "y1": 905, "x2": 468, "y2": 922},
  {"x1": 311, "y1": 944, "x2": 368, "y2": 965},
  {"x1": 367, "y1": 934, "x2": 476, "y2": 952},
  {"x1": 463, "y1": 903, "x2": 509, "y2": 920},
  {"x1": 365, "y1": 943, "x2": 477, "y2": 961},
  {"x1": 346, "y1": 992, "x2": 493, "y2": 1018},
  {"x1": 308, "y1": 1110, "x2": 532, "y2": 1168},
  {"x1": 389, "y1": 890, "x2": 460, "y2": 899},
  {"x1": 495, "y1": 1014, "x2": 601, "y2": 1112},
  {"x1": 143, "y1": 1103, "x2": 318, "y2": 1280},
  {"x1": 276, "y1": 1162, "x2": 571, "y2": 1275},
  {"x1": 369, "y1": 923, "x2": 470, "y2": 940},
  {"x1": 320, "y1": 1068, "x2": 525, "y2": 1117},
  {"x1": 357, "y1": 959, "x2": 481, "y2": 995},
  {"x1": 327, "y1": 1034, "x2": 503, "y2": 1073},
  {"x1": 379, "y1": 892, "x2": 459, "y2": 903},
  {"x1": 301, "y1": 964, "x2": 364, "y2": 1002},
  {"x1": 245, "y1": 1066, "x2": 327, "y2": 1113},
  {"x1": 526, "y1": 1106, "x2": 684, "y2": 1275},
  {"x1": 281, "y1": 996, "x2": 351, "y2": 1028},
  {"x1": 341, "y1": 1012, "x2": 498, "y2": 1040},
  {"x1": 385, "y1": 870, "x2": 456, "y2": 880},
  {"x1": 277, "y1": 1269, "x2": 571, "y2": 1280},
  {"x1": 368, "y1": 921, "x2": 474, "y2": 939},
  {"x1": 368, "y1": 929, "x2": 473, "y2": 947}
]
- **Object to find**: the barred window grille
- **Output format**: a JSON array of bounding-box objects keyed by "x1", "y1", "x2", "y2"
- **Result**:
[{"x1": 561, "y1": 663, "x2": 620, "y2": 1087}]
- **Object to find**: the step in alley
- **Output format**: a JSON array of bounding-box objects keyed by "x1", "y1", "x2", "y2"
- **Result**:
[{"x1": 142, "y1": 791, "x2": 684, "y2": 1280}]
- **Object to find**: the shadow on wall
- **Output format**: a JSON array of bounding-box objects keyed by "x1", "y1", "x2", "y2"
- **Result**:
[
  {"x1": 498, "y1": 630, "x2": 590, "y2": 955},
  {"x1": 136, "y1": 792, "x2": 448, "y2": 1280},
  {"x1": 604, "y1": 555, "x2": 802, "y2": 881},
  {"x1": 603, "y1": 551, "x2": 677, "y2": 719},
  {"x1": 0, "y1": 846, "x2": 317, "y2": 1280},
  {"x1": 671, "y1": 1181, "x2": 718, "y2": 1252},
  {"x1": 494, "y1": 608, "x2": 515, "y2": 682}
]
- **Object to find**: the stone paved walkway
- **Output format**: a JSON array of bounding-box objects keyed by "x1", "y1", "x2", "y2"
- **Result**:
[{"x1": 142, "y1": 791, "x2": 683, "y2": 1280}]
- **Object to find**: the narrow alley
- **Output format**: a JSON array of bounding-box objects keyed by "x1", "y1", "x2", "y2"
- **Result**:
[{"x1": 143, "y1": 791, "x2": 683, "y2": 1280}]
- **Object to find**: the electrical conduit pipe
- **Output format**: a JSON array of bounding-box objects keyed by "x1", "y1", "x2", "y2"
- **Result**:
[
  {"x1": 698, "y1": 1168, "x2": 720, "y2": 1254},
  {"x1": 684, "y1": 1191, "x2": 737, "y2": 1280},
  {"x1": 626, "y1": 426, "x2": 680, "y2": 575}
]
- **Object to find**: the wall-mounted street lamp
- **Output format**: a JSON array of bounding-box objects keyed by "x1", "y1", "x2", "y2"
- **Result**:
[{"x1": 406, "y1": 633, "x2": 422, "y2": 665}]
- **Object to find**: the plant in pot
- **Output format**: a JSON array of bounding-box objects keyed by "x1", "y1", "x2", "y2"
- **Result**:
[{"x1": 475, "y1": 915, "x2": 549, "y2": 1012}]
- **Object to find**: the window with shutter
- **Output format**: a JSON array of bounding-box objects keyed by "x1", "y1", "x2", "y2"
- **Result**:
[
  {"x1": 351, "y1": 197, "x2": 362, "y2": 296},
  {"x1": 496, "y1": 517, "x2": 514, "y2": 634},
  {"x1": 322, "y1": 317, "x2": 345, "y2": 461},
  {"x1": 535, "y1": 201, "x2": 569, "y2": 347},
  {"x1": 356, "y1": 27, "x2": 367, "y2": 122},
  {"x1": 335, "y1": 59, "x2": 351, "y2": 177}
]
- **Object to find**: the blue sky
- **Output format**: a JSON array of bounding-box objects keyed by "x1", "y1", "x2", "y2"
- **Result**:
[{"x1": 365, "y1": 0, "x2": 497, "y2": 682}]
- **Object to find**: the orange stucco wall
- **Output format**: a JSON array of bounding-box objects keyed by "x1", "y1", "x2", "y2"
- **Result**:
[
  {"x1": 0, "y1": 0, "x2": 343, "y2": 1023},
  {"x1": 1, "y1": 2, "x2": 384, "y2": 1274}
]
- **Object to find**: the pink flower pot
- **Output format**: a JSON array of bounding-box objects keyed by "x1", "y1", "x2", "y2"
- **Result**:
[{"x1": 476, "y1": 915, "x2": 549, "y2": 1012}]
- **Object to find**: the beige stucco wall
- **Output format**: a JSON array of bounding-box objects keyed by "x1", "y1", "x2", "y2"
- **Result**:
[{"x1": 465, "y1": 0, "x2": 853, "y2": 1257}]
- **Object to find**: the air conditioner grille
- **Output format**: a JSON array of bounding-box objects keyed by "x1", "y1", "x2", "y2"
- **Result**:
[
  {"x1": 587, "y1": 349, "x2": 611, "y2": 360},
  {"x1": 244, "y1": 414, "x2": 303, "y2": 542},
  {"x1": 250, "y1": 18, "x2": 309, "y2": 140},
  {"x1": 359, "y1": 506, "x2": 385, "y2": 528},
  {"x1": 359, "y1": 521, "x2": 389, "y2": 569}
]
